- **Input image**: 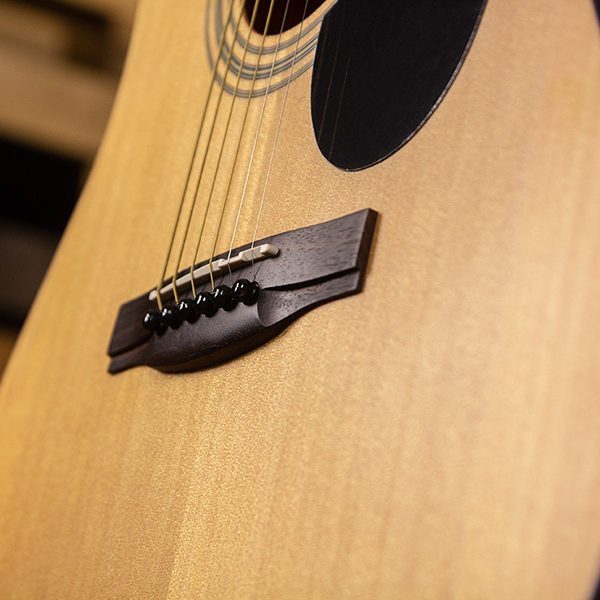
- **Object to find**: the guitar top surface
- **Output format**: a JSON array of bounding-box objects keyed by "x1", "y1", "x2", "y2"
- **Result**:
[{"x1": 1, "y1": 0, "x2": 600, "y2": 598}]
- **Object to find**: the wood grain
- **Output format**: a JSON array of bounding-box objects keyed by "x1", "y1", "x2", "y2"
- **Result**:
[{"x1": 1, "y1": 0, "x2": 600, "y2": 598}]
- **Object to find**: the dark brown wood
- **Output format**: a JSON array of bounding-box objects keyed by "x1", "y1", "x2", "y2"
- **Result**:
[{"x1": 108, "y1": 208, "x2": 377, "y2": 373}]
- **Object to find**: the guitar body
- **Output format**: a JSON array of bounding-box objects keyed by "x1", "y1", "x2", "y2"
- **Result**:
[{"x1": 1, "y1": 0, "x2": 600, "y2": 597}]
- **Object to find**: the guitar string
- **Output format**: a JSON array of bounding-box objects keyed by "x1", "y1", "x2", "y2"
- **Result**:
[
  {"x1": 167, "y1": 0, "x2": 256, "y2": 304},
  {"x1": 250, "y1": 0, "x2": 311, "y2": 267},
  {"x1": 194, "y1": 0, "x2": 278, "y2": 290},
  {"x1": 225, "y1": 0, "x2": 293, "y2": 268},
  {"x1": 327, "y1": 8, "x2": 353, "y2": 160},
  {"x1": 316, "y1": 4, "x2": 343, "y2": 146},
  {"x1": 185, "y1": 0, "x2": 270, "y2": 296},
  {"x1": 153, "y1": 0, "x2": 239, "y2": 310}
]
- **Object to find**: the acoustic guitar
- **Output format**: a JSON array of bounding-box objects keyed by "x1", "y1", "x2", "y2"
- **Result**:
[{"x1": 1, "y1": 0, "x2": 600, "y2": 597}]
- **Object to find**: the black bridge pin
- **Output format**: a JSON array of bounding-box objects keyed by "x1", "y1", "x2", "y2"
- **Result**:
[
  {"x1": 177, "y1": 298, "x2": 196, "y2": 324},
  {"x1": 160, "y1": 304, "x2": 181, "y2": 329},
  {"x1": 194, "y1": 291, "x2": 217, "y2": 317},
  {"x1": 142, "y1": 310, "x2": 162, "y2": 332},
  {"x1": 232, "y1": 279, "x2": 259, "y2": 305},
  {"x1": 213, "y1": 285, "x2": 237, "y2": 311},
  {"x1": 144, "y1": 282, "x2": 261, "y2": 333}
]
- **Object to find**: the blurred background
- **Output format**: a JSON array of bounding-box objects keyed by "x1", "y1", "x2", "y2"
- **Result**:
[{"x1": 0, "y1": 0, "x2": 136, "y2": 376}]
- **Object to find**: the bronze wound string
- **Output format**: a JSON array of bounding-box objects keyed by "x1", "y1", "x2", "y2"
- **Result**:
[
  {"x1": 165, "y1": 0, "x2": 256, "y2": 304},
  {"x1": 185, "y1": 0, "x2": 268, "y2": 296}
]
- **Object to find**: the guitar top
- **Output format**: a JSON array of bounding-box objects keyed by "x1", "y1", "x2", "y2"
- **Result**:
[{"x1": 1, "y1": 0, "x2": 600, "y2": 598}]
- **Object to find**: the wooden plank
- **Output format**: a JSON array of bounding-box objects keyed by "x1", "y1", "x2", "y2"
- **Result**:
[
  {"x1": 0, "y1": 38, "x2": 118, "y2": 159},
  {"x1": 60, "y1": 0, "x2": 137, "y2": 23},
  {"x1": 0, "y1": 2, "x2": 74, "y2": 57}
]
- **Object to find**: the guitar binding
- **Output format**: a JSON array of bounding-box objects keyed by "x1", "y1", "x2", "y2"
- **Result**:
[{"x1": 107, "y1": 208, "x2": 377, "y2": 374}]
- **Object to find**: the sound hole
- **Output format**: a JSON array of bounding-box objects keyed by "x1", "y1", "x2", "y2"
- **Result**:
[
  {"x1": 244, "y1": 0, "x2": 328, "y2": 35},
  {"x1": 311, "y1": 0, "x2": 487, "y2": 171}
]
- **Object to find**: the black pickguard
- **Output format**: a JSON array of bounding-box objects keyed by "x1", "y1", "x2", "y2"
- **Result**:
[{"x1": 311, "y1": 0, "x2": 487, "y2": 171}]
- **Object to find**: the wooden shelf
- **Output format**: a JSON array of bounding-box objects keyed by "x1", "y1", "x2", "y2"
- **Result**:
[
  {"x1": 0, "y1": 0, "x2": 136, "y2": 159},
  {"x1": 0, "y1": 38, "x2": 118, "y2": 159},
  {"x1": 60, "y1": 0, "x2": 136, "y2": 24},
  {"x1": 0, "y1": 0, "x2": 136, "y2": 331}
]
